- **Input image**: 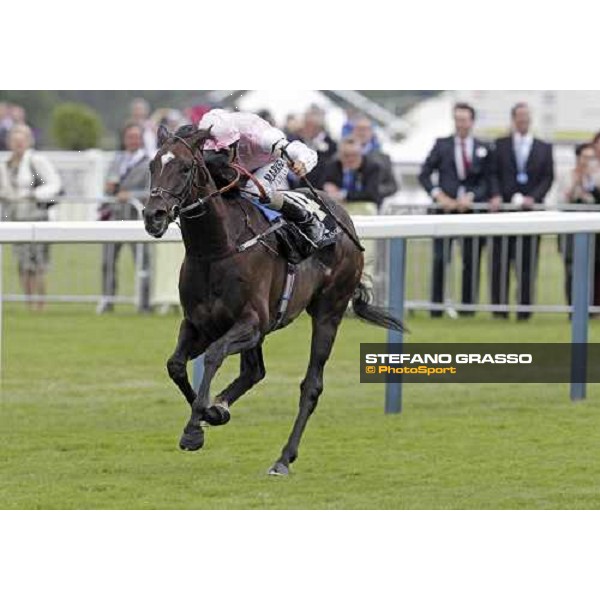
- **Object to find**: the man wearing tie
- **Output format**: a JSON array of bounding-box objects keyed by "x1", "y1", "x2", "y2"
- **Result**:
[
  {"x1": 489, "y1": 103, "x2": 554, "y2": 320},
  {"x1": 419, "y1": 103, "x2": 493, "y2": 317},
  {"x1": 98, "y1": 123, "x2": 151, "y2": 314}
]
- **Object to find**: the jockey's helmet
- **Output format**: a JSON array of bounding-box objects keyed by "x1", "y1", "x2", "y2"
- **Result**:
[{"x1": 200, "y1": 109, "x2": 241, "y2": 151}]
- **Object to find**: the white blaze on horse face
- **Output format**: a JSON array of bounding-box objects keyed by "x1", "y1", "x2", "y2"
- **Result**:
[{"x1": 160, "y1": 151, "x2": 175, "y2": 174}]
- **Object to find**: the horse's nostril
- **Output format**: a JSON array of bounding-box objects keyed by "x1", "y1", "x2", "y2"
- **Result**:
[{"x1": 145, "y1": 208, "x2": 167, "y2": 221}]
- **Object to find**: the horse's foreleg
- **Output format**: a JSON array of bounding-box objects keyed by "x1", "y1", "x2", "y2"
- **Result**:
[
  {"x1": 269, "y1": 312, "x2": 343, "y2": 476},
  {"x1": 167, "y1": 319, "x2": 207, "y2": 407},
  {"x1": 180, "y1": 313, "x2": 261, "y2": 451},
  {"x1": 214, "y1": 345, "x2": 266, "y2": 408}
]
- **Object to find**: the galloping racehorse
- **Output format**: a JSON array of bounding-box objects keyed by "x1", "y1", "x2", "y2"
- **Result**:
[{"x1": 143, "y1": 125, "x2": 405, "y2": 475}]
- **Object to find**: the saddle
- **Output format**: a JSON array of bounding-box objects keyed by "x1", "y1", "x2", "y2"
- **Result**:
[
  {"x1": 251, "y1": 190, "x2": 340, "y2": 264},
  {"x1": 205, "y1": 154, "x2": 340, "y2": 263}
]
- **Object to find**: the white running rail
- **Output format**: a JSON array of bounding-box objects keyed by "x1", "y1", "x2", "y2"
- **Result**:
[{"x1": 3, "y1": 212, "x2": 600, "y2": 244}]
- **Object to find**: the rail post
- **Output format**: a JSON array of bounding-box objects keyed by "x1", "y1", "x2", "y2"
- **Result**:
[
  {"x1": 570, "y1": 232, "x2": 591, "y2": 401},
  {"x1": 385, "y1": 237, "x2": 406, "y2": 414}
]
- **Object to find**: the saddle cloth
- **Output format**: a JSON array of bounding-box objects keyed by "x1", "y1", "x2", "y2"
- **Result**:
[{"x1": 250, "y1": 200, "x2": 281, "y2": 222}]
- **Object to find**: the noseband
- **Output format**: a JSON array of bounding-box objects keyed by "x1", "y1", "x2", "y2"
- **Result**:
[{"x1": 150, "y1": 135, "x2": 242, "y2": 221}]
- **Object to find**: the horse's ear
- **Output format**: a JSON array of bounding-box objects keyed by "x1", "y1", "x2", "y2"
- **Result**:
[
  {"x1": 190, "y1": 126, "x2": 213, "y2": 150},
  {"x1": 157, "y1": 125, "x2": 171, "y2": 147}
]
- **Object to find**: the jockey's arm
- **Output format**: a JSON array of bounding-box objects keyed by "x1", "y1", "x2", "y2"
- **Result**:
[{"x1": 258, "y1": 127, "x2": 318, "y2": 177}]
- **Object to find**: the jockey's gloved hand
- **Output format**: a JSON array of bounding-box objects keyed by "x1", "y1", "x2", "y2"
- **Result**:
[{"x1": 282, "y1": 141, "x2": 318, "y2": 175}]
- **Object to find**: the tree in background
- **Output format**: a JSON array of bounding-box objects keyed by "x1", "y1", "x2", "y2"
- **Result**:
[{"x1": 51, "y1": 102, "x2": 103, "y2": 150}]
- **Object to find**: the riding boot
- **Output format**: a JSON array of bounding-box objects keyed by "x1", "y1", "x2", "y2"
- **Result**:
[{"x1": 279, "y1": 197, "x2": 326, "y2": 247}]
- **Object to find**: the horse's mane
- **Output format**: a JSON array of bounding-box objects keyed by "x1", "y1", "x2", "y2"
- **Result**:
[
  {"x1": 173, "y1": 125, "x2": 236, "y2": 193},
  {"x1": 174, "y1": 124, "x2": 212, "y2": 142},
  {"x1": 174, "y1": 124, "x2": 198, "y2": 138}
]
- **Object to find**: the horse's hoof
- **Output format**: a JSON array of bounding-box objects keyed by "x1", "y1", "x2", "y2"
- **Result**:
[
  {"x1": 179, "y1": 428, "x2": 205, "y2": 452},
  {"x1": 268, "y1": 463, "x2": 290, "y2": 477},
  {"x1": 203, "y1": 404, "x2": 231, "y2": 427}
]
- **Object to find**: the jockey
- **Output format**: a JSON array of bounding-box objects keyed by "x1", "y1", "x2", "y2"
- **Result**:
[{"x1": 198, "y1": 109, "x2": 327, "y2": 246}]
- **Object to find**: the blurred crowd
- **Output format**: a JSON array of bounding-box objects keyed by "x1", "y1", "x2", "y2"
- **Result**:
[
  {"x1": 279, "y1": 105, "x2": 398, "y2": 208},
  {"x1": 0, "y1": 97, "x2": 399, "y2": 312},
  {"x1": 98, "y1": 100, "x2": 399, "y2": 313},
  {"x1": 0, "y1": 102, "x2": 36, "y2": 150},
  {"x1": 115, "y1": 99, "x2": 399, "y2": 209},
  {"x1": 4, "y1": 94, "x2": 600, "y2": 319}
]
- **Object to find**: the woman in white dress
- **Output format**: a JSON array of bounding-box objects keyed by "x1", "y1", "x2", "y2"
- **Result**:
[{"x1": 0, "y1": 124, "x2": 62, "y2": 310}]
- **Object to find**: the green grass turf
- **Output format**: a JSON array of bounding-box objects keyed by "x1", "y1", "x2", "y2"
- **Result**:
[
  {"x1": 403, "y1": 235, "x2": 568, "y2": 306},
  {"x1": 2, "y1": 303, "x2": 600, "y2": 509},
  {"x1": 2, "y1": 243, "x2": 136, "y2": 299}
]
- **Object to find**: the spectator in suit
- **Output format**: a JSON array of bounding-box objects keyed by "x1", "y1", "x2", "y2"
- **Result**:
[
  {"x1": 323, "y1": 137, "x2": 382, "y2": 287},
  {"x1": 126, "y1": 97, "x2": 157, "y2": 158},
  {"x1": 418, "y1": 102, "x2": 493, "y2": 317},
  {"x1": 489, "y1": 102, "x2": 554, "y2": 320},
  {"x1": 291, "y1": 109, "x2": 337, "y2": 188},
  {"x1": 98, "y1": 123, "x2": 151, "y2": 314},
  {"x1": 0, "y1": 124, "x2": 61, "y2": 311},
  {"x1": 352, "y1": 116, "x2": 398, "y2": 202},
  {"x1": 559, "y1": 143, "x2": 600, "y2": 306},
  {"x1": 322, "y1": 137, "x2": 382, "y2": 209}
]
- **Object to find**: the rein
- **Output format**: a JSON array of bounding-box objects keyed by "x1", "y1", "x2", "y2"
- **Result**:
[
  {"x1": 150, "y1": 137, "x2": 281, "y2": 260},
  {"x1": 179, "y1": 165, "x2": 241, "y2": 219}
]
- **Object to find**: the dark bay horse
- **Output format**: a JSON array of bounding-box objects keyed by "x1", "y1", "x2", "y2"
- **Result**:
[{"x1": 143, "y1": 125, "x2": 405, "y2": 475}]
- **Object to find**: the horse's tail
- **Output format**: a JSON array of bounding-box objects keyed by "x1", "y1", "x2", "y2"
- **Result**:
[{"x1": 351, "y1": 281, "x2": 408, "y2": 333}]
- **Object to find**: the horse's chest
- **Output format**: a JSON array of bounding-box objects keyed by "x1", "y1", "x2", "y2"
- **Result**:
[
  {"x1": 180, "y1": 263, "x2": 245, "y2": 327},
  {"x1": 182, "y1": 280, "x2": 228, "y2": 314},
  {"x1": 184, "y1": 291, "x2": 234, "y2": 340}
]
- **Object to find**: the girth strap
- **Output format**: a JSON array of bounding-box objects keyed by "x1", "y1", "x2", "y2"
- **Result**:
[
  {"x1": 272, "y1": 264, "x2": 297, "y2": 332},
  {"x1": 237, "y1": 220, "x2": 284, "y2": 253}
]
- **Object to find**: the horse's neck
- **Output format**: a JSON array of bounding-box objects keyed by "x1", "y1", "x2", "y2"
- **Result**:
[{"x1": 180, "y1": 197, "x2": 239, "y2": 259}]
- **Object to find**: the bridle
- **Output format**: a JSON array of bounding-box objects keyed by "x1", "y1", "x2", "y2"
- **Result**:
[{"x1": 149, "y1": 135, "x2": 242, "y2": 222}]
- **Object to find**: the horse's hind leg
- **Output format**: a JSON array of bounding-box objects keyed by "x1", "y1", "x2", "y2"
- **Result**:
[
  {"x1": 213, "y1": 345, "x2": 266, "y2": 409},
  {"x1": 269, "y1": 310, "x2": 343, "y2": 476},
  {"x1": 167, "y1": 319, "x2": 207, "y2": 407}
]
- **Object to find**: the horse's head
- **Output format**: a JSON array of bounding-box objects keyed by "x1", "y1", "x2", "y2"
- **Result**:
[{"x1": 143, "y1": 124, "x2": 213, "y2": 238}]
